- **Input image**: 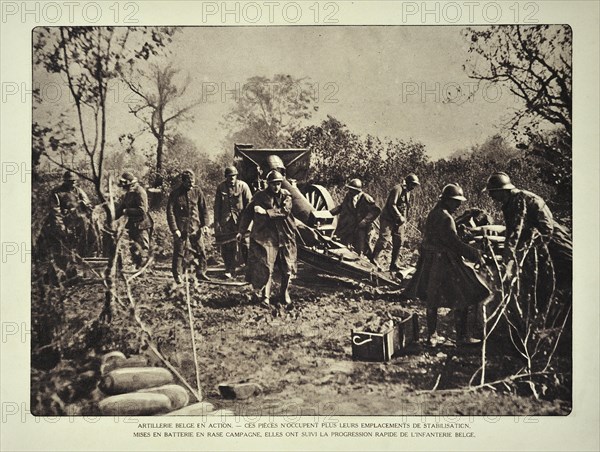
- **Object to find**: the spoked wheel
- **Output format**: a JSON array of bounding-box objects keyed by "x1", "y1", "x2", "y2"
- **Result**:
[{"x1": 300, "y1": 184, "x2": 338, "y2": 236}]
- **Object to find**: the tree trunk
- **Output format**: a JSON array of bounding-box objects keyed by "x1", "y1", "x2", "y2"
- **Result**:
[{"x1": 156, "y1": 134, "x2": 164, "y2": 173}]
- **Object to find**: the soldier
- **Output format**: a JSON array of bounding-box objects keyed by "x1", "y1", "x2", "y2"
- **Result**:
[
  {"x1": 484, "y1": 172, "x2": 572, "y2": 295},
  {"x1": 116, "y1": 172, "x2": 153, "y2": 269},
  {"x1": 39, "y1": 171, "x2": 93, "y2": 268},
  {"x1": 372, "y1": 173, "x2": 420, "y2": 272},
  {"x1": 405, "y1": 184, "x2": 489, "y2": 347},
  {"x1": 167, "y1": 169, "x2": 210, "y2": 284},
  {"x1": 238, "y1": 170, "x2": 297, "y2": 305},
  {"x1": 329, "y1": 178, "x2": 381, "y2": 257},
  {"x1": 214, "y1": 166, "x2": 252, "y2": 278}
]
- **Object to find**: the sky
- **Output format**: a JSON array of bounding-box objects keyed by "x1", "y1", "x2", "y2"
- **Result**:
[{"x1": 35, "y1": 26, "x2": 525, "y2": 162}]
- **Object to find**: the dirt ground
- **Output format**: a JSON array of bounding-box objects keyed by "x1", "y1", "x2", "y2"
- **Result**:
[{"x1": 31, "y1": 253, "x2": 571, "y2": 417}]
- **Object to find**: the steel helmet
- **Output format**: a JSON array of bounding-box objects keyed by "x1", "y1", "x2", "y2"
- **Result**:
[
  {"x1": 405, "y1": 173, "x2": 420, "y2": 185},
  {"x1": 224, "y1": 166, "x2": 238, "y2": 177},
  {"x1": 181, "y1": 168, "x2": 195, "y2": 179},
  {"x1": 440, "y1": 183, "x2": 467, "y2": 201},
  {"x1": 118, "y1": 172, "x2": 137, "y2": 187},
  {"x1": 63, "y1": 171, "x2": 77, "y2": 181},
  {"x1": 345, "y1": 178, "x2": 363, "y2": 191},
  {"x1": 485, "y1": 172, "x2": 515, "y2": 191},
  {"x1": 266, "y1": 155, "x2": 285, "y2": 171},
  {"x1": 266, "y1": 170, "x2": 284, "y2": 183}
]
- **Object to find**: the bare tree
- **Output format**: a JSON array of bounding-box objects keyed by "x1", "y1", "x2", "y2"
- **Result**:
[
  {"x1": 34, "y1": 26, "x2": 178, "y2": 200},
  {"x1": 463, "y1": 25, "x2": 572, "y2": 137},
  {"x1": 121, "y1": 63, "x2": 199, "y2": 175}
]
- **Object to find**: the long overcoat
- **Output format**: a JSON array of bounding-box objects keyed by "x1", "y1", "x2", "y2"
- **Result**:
[{"x1": 406, "y1": 202, "x2": 490, "y2": 309}]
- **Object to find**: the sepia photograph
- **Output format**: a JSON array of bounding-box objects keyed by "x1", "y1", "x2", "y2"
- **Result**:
[
  {"x1": 29, "y1": 23, "x2": 575, "y2": 421},
  {"x1": 0, "y1": 0, "x2": 598, "y2": 450}
]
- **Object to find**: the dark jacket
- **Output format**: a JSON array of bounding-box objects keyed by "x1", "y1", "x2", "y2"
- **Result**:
[
  {"x1": 167, "y1": 185, "x2": 209, "y2": 236},
  {"x1": 214, "y1": 179, "x2": 253, "y2": 227},
  {"x1": 381, "y1": 183, "x2": 411, "y2": 224},
  {"x1": 49, "y1": 183, "x2": 91, "y2": 229},
  {"x1": 239, "y1": 188, "x2": 297, "y2": 249},
  {"x1": 330, "y1": 191, "x2": 381, "y2": 244},
  {"x1": 406, "y1": 202, "x2": 489, "y2": 309},
  {"x1": 116, "y1": 184, "x2": 152, "y2": 230},
  {"x1": 502, "y1": 189, "x2": 572, "y2": 263}
]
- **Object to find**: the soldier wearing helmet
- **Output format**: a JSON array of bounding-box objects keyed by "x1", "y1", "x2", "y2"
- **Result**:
[
  {"x1": 372, "y1": 173, "x2": 421, "y2": 272},
  {"x1": 214, "y1": 165, "x2": 252, "y2": 278},
  {"x1": 484, "y1": 172, "x2": 572, "y2": 294},
  {"x1": 39, "y1": 171, "x2": 94, "y2": 273},
  {"x1": 116, "y1": 172, "x2": 153, "y2": 268},
  {"x1": 167, "y1": 169, "x2": 210, "y2": 284},
  {"x1": 405, "y1": 184, "x2": 489, "y2": 347},
  {"x1": 238, "y1": 170, "x2": 298, "y2": 305},
  {"x1": 329, "y1": 178, "x2": 381, "y2": 257}
]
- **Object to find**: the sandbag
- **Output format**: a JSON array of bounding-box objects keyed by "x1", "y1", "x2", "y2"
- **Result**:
[
  {"x1": 138, "y1": 384, "x2": 189, "y2": 410},
  {"x1": 100, "y1": 367, "x2": 174, "y2": 395},
  {"x1": 101, "y1": 355, "x2": 149, "y2": 375},
  {"x1": 99, "y1": 393, "x2": 171, "y2": 416}
]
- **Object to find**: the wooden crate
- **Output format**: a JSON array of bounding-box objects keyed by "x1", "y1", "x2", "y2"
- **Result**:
[
  {"x1": 351, "y1": 328, "x2": 395, "y2": 362},
  {"x1": 351, "y1": 314, "x2": 419, "y2": 362}
]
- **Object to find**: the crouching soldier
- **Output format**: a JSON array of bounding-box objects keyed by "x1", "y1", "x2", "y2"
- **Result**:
[
  {"x1": 167, "y1": 169, "x2": 210, "y2": 284},
  {"x1": 372, "y1": 173, "x2": 420, "y2": 272},
  {"x1": 237, "y1": 170, "x2": 297, "y2": 305},
  {"x1": 330, "y1": 178, "x2": 381, "y2": 257},
  {"x1": 214, "y1": 166, "x2": 252, "y2": 278},
  {"x1": 116, "y1": 172, "x2": 153, "y2": 268}
]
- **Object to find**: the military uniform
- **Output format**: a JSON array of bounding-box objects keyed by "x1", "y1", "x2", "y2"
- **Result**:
[
  {"x1": 167, "y1": 183, "x2": 209, "y2": 281},
  {"x1": 330, "y1": 191, "x2": 381, "y2": 256},
  {"x1": 39, "y1": 181, "x2": 94, "y2": 269},
  {"x1": 407, "y1": 202, "x2": 490, "y2": 310},
  {"x1": 116, "y1": 184, "x2": 153, "y2": 268},
  {"x1": 239, "y1": 187, "x2": 298, "y2": 292},
  {"x1": 373, "y1": 183, "x2": 412, "y2": 270},
  {"x1": 502, "y1": 189, "x2": 572, "y2": 296},
  {"x1": 214, "y1": 179, "x2": 252, "y2": 275}
]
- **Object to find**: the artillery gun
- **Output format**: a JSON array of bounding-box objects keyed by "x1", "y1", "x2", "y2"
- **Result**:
[{"x1": 233, "y1": 144, "x2": 401, "y2": 288}]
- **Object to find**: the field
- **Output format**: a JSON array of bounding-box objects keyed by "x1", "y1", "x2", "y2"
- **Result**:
[{"x1": 31, "y1": 242, "x2": 571, "y2": 417}]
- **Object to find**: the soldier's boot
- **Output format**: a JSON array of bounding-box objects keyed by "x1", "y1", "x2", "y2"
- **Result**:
[
  {"x1": 426, "y1": 308, "x2": 446, "y2": 346},
  {"x1": 280, "y1": 274, "x2": 292, "y2": 305},
  {"x1": 259, "y1": 280, "x2": 272, "y2": 305},
  {"x1": 389, "y1": 243, "x2": 401, "y2": 272},
  {"x1": 455, "y1": 308, "x2": 481, "y2": 346},
  {"x1": 370, "y1": 242, "x2": 384, "y2": 269}
]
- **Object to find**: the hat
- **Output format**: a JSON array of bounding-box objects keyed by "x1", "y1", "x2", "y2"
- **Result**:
[
  {"x1": 63, "y1": 171, "x2": 77, "y2": 181},
  {"x1": 440, "y1": 183, "x2": 467, "y2": 201},
  {"x1": 405, "y1": 173, "x2": 420, "y2": 185},
  {"x1": 345, "y1": 178, "x2": 363, "y2": 191},
  {"x1": 224, "y1": 166, "x2": 238, "y2": 177},
  {"x1": 266, "y1": 155, "x2": 285, "y2": 171},
  {"x1": 118, "y1": 172, "x2": 137, "y2": 187},
  {"x1": 181, "y1": 169, "x2": 195, "y2": 179},
  {"x1": 484, "y1": 172, "x2": 515, "y2": 191},
  {"x1": 266, "y1": 170, "x2": 284, "y2": 183}
]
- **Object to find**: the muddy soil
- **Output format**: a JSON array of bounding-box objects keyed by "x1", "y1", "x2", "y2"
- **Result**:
[{"x1": 31, "y1": 259, "x2": 571, "y2": 417}]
